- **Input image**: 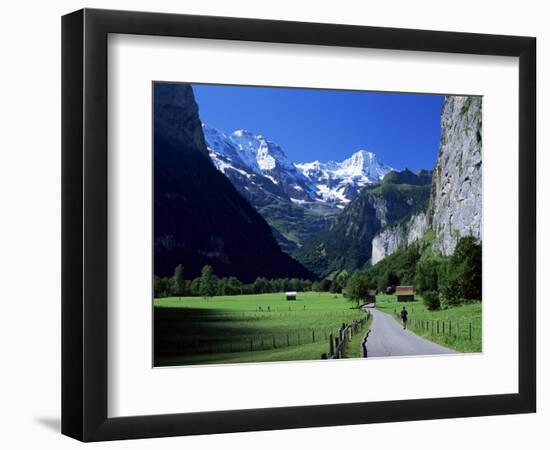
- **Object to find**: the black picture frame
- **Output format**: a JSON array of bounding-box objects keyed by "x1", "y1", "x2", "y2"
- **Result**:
[{"x1": 62, "y1": 8, "x2": 536, "y2": 442}]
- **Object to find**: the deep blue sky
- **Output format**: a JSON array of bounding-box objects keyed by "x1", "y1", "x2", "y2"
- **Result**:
[{"x1": 193, "y1": 84, "x2": 444, "y2": 171}]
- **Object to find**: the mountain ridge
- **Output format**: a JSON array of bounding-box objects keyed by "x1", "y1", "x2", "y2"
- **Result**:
[
  {"x1": 204, "y1": 124, "x2": 394, "y2": 209},
  {"x1": 293, "y1": 171, "x2": 433, "y2": 277},
  {"x1": 154, "y1": 83, "x2": 313, "y2": 282}
]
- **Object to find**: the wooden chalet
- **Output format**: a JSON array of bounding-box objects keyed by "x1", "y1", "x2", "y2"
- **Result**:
[{"x1": 396, "y1": 285, "x2": 414, "y2": 302}]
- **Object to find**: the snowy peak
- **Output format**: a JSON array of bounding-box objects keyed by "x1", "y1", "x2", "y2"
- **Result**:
[
  {"x1": 206, "y1": 126, "x2": 295, "y2": 175},
  {"x1": 295, "y1": 150, "x2": 393, "y2": 207},
  {"x1": 202, "y1": 125, "x2": 244, "y2": 165},
  {"x1": 202, "y1": 124, "x2": 393, "y2": 208},
  {"x1": 337, "y1": 150, "x2": 391, "y2": 179},
  {"x1": 203, "y1": 125, "x2": 315, "y2": 201},
  {"x1": 341, "y1": 150, "x2": 377, "y2": 171},
  {"x1": 230, "y1": 130, "x2": 294, "y2": 173}
]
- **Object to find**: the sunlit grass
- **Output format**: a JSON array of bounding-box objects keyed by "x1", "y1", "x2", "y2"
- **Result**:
[
  {"x1": 375, "y1": 294, "x2": 482, "y2": 352},
  {"x1": 155, "y1": 292, "x2": 367, "y2": 366}
]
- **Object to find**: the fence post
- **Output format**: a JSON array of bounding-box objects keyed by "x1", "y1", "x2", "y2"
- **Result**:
[
  {"x1": 469, "y1": 321, "x2": 472, "y2": 341},
  {"x1": 287, "y1": 334, "x2": 290, "y2": 347},
  {"x1": 329, "y1": 333, "x2": 334, "y2": 356},
  {"x1": 312, "y1": 330, "x2": 315, "y2": 343},
  {"x1": 442, "y1": 321, "x2": 445, "y2": 335},
  {"x1": 437, "y1": 321, "x2": 440, "y2": 334},
  {"x1": 250, "y1": 339, "x2": 253, "y2": 351},
  {"x1": 273, "y1": 335, "x2": 276, "y2": 348}
]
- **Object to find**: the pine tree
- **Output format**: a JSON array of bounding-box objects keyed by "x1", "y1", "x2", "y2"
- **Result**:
[
  {"x1": 171, "y1": 264, "x2": 186, "y2": 296},
  {"x1": 199, "y1": 265, "x2": 218, "y2": 299}
]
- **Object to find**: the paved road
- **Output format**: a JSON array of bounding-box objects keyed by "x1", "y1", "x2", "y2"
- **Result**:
[{"x1": 364, "y1": 308, "x2": 455, "y2": 358}]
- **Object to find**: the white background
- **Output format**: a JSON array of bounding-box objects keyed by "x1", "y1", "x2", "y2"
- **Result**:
[
  {"x1": 109, "y1": 35, "x2": 518, "y2": 417},
  {"x1": 0, "y1": 0, "x2": 546, "y2": 449}
]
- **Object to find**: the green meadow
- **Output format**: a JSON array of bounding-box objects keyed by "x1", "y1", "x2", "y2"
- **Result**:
[
  {"x1": 154, "y1": 292, "x2": 367, "y2": 366},
  {"x1": 375, "y1": 294, "x2": 482, "y2": 353}
]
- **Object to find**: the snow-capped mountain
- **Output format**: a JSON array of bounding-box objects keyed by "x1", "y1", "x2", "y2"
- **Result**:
[
  {"x1": 202, "y1": 124, "x2": 395, "y2": 254},
  {"x1": 296, "y1": 150, "x2": 394, "y2": 207},
  {"x1": 204, "y1": 125, "x2": 315, "y2": 202},
  {"x1": 202, "y1": 125, "x2": 246, "y2": 168},
  {"x1": 203, "y1": 124, "x2": 393, "y2": 209}
]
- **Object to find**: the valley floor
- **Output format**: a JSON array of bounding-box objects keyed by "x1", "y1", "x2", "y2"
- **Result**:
[
  {"x1": 154, "y1": 292, "x2": 366, "y2": 366},
  {"x1": 153, "y1": 292, "x2": 481, "y2": 367}
]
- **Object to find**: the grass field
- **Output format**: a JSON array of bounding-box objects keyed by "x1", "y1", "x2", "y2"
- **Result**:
[
  {"x1": 154, "y1": 292, "x2": 367, "y2": 366},
  {"x1": 375, "y1": 294, "x2": 482, "y2": 353}
]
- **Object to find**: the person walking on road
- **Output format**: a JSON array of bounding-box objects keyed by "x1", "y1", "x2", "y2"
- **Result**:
[{"x1": 400, "y1": 306, "x2": 408, "y2": 330}]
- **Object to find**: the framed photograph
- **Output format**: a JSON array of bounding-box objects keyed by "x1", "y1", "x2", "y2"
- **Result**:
[{"x1": 62, "y1": 8, "x2": 536, "y2": 441}]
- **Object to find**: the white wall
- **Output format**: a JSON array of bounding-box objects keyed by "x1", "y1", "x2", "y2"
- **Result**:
[{"x1": 0, "y1": 0, "x2": 546, "y2": 448}]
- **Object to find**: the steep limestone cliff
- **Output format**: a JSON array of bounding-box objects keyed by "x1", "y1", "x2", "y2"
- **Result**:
[
  {"x1": 368, "y1": 96, "x2": 482, "y2": 264},
  {"x1": 430, "y1": 96, "x2": 482, "y2": 255},
  {"x1": 371, "y1": 211, "x2": 429, "y2": 265}
]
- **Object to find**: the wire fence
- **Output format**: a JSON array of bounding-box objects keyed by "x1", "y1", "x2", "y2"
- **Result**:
[
  {"x1": 157, "y1": 326, "x2": 352, "y2": 357},
  {"x1": 155, "y1": 307, "x2": 366, "y2": 357},
  {"x1": 393, "y1": 313, "x2": 478, "y2": 340}
]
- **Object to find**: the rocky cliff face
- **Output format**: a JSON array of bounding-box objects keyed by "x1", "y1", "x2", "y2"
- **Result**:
[
  {"x1": 371, "y1": 211, "x2": 429, "y2": 264},
  {"x1": 368, "y1": 96, "x2": 482, "y2": 263},
  {"x1": 430, "y1": 96, "x2": 482, "y2": 255}
]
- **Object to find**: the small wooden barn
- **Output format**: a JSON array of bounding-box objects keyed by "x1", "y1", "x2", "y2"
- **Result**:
[
  {"x1": 285, "y1": 291, "x2": 297, "y2": 301},
  {"x1": 396, "y1": 285, "x2": 414, "y2": 302}
]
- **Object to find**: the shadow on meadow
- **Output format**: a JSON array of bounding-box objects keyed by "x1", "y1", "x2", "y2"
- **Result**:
[{"x1": 154, "y1": 307, "x2": 258, "y2": 360}]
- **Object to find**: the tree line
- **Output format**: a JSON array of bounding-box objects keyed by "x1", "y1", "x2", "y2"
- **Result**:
[
  {"x1": 154, "y1": 236, "x2": 481, "y2": 310},
  {"x1": 345, "y1": 236, "x2": 482, "y2": 310},
  {"x1": 155, "y1": 264, "x2": 321, "y2": 298}
]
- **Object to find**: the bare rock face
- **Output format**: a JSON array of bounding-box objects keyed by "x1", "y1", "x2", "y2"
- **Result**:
[
  {"x1": 430, "y1": 96, "x2": 482, "y2": 255},
  {"x1": 371, "y1": 212, "x2": 429, "y2": 265},
  {"x1": 368, "y1": 95, "x2": 482, "y2": 264}
]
